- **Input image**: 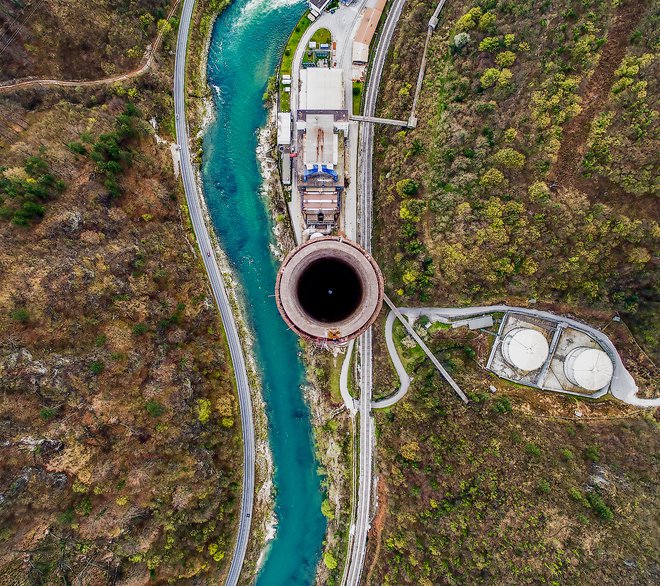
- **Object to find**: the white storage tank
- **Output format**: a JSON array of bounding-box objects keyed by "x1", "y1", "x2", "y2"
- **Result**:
[
  {"x1": 501, "y1": 327, "x2": 549, "y2": 371},
  {"x1": 564, "y1": 347, "x2": 614, "y2": 391}
]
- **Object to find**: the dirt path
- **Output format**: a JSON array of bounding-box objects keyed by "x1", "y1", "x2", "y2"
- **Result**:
[
  {"x1": 365, "y1": 479, "x2": 388, "y2": 586},
  {"x1": 551, "y1": 1, "x2": 648, "y2": 188},
  {"x1": 0, "y1": 0, "x2": 181, "y2": 94}
]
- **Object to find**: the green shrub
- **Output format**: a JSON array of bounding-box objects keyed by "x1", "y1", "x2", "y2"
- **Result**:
[
  {"x1": 75, "y1": 497, "x2": 92, "y2": 516},
  {"x1": 88, "y1": 103, "x2": 141, "y2": 199},
  {"x1": 569, "y1": 487, "x2": 588, "y2": 505},
  {"x1": 396, "y1": 178, "x2": 419, "y2": 197},
  {"x1": 0, "y1": 154, "x2": 64, "y2": 226},
  {"x1": 560, "y1": 448, "x2": 574, "y2": 461},
  {"x1": 132, "y1": 323, "x2": 148, "y2": 335},
  {"x1": 90, "y1": 361, "x2": 105, "y2": 375},
  {"x1": 323, "y1": 552, "x2": 338, "y2": 570},
  {"x1": 10, "y1": 308, "x2": 29, "y2": 323},
  {"x1": 321, "y1": 498, "x2": 335, "y2": 520},
  {"x1": 584, "y1": 445, "x2": 600, "y2": 462},
  {"x1": 496, "y1": 50, "x2": 517, "y2": 67},
  {"x1": 456, "y1": 7, "x2": 482, "y2": 32},
  {"x1": 478, "y1": 11, "x2": 496, "y2": 31},
  {"x1": 586, "y1": 491, "x2": 614, "y2": 521},
  {"x1": 480, "y1": 67, "x2": 501, "y2": 88},
  {"x1": 528, "y1": 181, "x2": 551, "y2": 203},
  {"x1": 39, "y1": 407, "x2": 57, "y2": 421},
  {"x1": 145, "y1": 399, "x2": 166, "y2": 418},
  {"x1": 480, "y1": 167, "x2": 507, "y2": 188},
  {"x1": 492, "y1": 396, "x2": 512, "y2": 413},
  {"x1": 525, "y1": 442, "x2": 541, "y2": 457},
  {"x1": 197, "y1": 398, "x2": 212, "y2": 424},
  {"x1": 67, "y1": 142, "x2": 87, "y2": 155},
  {"x1": 493, "y1": 147, "x2": 526, "y2": 169},
  {"x1": 59, "y1": 508, "x2": 75, "y2": 524},
  {"x1": 537, "y1": 479, "x2": 551, "y2": 494},
  {"x1": 479, "y1": 36, "x2": 501, "y2": 52}
]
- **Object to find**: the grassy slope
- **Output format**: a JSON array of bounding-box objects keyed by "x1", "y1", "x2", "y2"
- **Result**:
[
  {"x1": 367, "y1": 1, "x2": 660, "y2": 584},
  {"x1": 0, "y1": 1, "x2": 241, "y2": 583},
  {"x1": 367, "y1": 354, "x2": 659, "y2": 585}
]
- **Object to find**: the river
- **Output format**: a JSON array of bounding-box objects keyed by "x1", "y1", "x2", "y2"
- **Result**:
[{"x1": 201, "y1": 0, "x2": 327, "y2": 584}]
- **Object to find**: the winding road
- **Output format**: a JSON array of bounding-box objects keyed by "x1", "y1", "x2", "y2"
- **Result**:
[{"x1": 174, "y1": 1, "x2": 255, "y2": 585}]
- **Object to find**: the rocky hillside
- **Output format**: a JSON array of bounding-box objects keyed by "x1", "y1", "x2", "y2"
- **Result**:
[{"x1": 0, "y1": 2, "x2": 241, "y2": 584}]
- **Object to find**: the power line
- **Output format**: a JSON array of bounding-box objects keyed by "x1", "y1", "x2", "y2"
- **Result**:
[{"x1": 0, "y1": 0, "x2": 46, "y2": 61}]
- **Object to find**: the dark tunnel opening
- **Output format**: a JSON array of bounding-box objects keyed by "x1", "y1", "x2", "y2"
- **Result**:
[{"x1": 296, "y1": 258, "x2": 364, "y2": 323}]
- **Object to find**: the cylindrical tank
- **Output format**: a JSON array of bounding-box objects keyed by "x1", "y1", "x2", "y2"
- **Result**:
[
  {"x1": 275, "y1": 236, "x2": 384, "y2": 344},
  {"x1": 564, "y1": 347, "x2": 614, "y2": 391},
  {"x1": 501, "y1": 327, "x2": 549, "y2": 371}
]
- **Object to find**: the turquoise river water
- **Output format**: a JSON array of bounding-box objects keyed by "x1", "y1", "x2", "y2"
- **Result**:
[{"x1": 201, "y1": 0, "x2": 326, "y2": 584}]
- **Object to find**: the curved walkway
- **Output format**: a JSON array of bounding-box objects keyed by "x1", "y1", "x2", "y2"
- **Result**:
[
  {"x1": 174, "y1": 1, "x2": 255, "y2": 585},
  {"x1": 371, "y1": 309, "x2": 410, "y2": 409},
  {"x1": 378, "y1": 305, "x2": 659, "y2": 409},
  {"x1": 0, "y1": 0, "x2": 181, "y2": 93},
  {"x1": 340, "y1": 339, "x2": 358, "y2": 416}
]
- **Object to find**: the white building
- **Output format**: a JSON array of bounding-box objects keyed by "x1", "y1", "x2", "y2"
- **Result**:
[
  {"x1": 277, "y1": 113, "x2": 291, "y2": 146},
  {"x1": 297, "y1": 68, "x2": 347, "y2": 227}
]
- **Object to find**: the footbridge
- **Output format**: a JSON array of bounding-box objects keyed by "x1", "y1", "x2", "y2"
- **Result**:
[{"x1": 350, "y1": 114, "x2": 414, "y2": 128}]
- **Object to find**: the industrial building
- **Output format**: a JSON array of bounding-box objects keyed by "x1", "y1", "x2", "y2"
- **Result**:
[
  {"x1": 487, "y1": 312, "x2": 615, "y2": 397},
  {"x1": 296, "y1": 68, "x2": 348, "y2": 229},
  {"x1": 308, "y1": 0, "x2": 332, "y2": 19},
  {"x1": 352, "y1": 0, "x2": 387, "y2": 80},
  {"x1": 277, "y1": 112, "x2": 293, "y2": 185}
]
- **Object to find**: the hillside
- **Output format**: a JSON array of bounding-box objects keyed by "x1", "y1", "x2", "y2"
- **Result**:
[
  {"x1": 366, "y1": 0, "x2": 660, "y2": 584},
  {"x1": 372, "y1": 0, "x2": 658, "y2": 357},
  {"x1": 0, "y1": 1, "x2": 241, "y2": 584},
  {"x1": 367, "y1": 347, "x2": 659, "y2": 585},
  {"x1": 0, "y1": 0, "x2": 172, "y2": 81}
]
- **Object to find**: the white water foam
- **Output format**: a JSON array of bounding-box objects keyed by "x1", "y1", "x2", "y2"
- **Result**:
[{"x1": 231, "y1": 0, "x2": 303, "y2": 32}]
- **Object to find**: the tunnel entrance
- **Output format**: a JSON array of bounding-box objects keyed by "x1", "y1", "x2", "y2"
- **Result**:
[{"x1": 296, "y1": 258, "x2": 363, "y2": 323}]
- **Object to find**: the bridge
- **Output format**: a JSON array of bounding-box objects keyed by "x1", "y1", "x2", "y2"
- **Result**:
[{"x1": 350, "y1": 114, "x2": 416, "y2": 128}]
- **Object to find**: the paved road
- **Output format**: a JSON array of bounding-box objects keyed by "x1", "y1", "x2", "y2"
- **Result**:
[
  {"x1": 340, "y1": 339, "x2": 358, "y2": 416},
  {"x1": 370, "y1": 309, "x2": 410, "y2": 409},
  {"x1": 384, "y1": 296, "x2": 469, "y2": 403},
  {"x1": 0, "y1": 0, "x2": 181, "y2": 93},
  {"x1": 174, "y1": 1, "x2": 255, "y2": 584},
  {"x1": 342, "y1": 2, "x2": 408, "y2": 585}
]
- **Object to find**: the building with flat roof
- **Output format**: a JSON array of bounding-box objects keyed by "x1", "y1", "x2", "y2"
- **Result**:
[
  {"x1": 277, "y1": 113, "x2": 291, "y2": 146},
  {"x1": 308, "y1": 0, "x2": 332, "y2": 18},
  {"x1": 352, "y1": 0, "x2": 386, "y2": 77},
  {"x1": 299, "y1": 68, "x2": 344, "y2": 110},
  {"x1": 297, "y1": 69, "x2": 347, "y2": 229}
]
